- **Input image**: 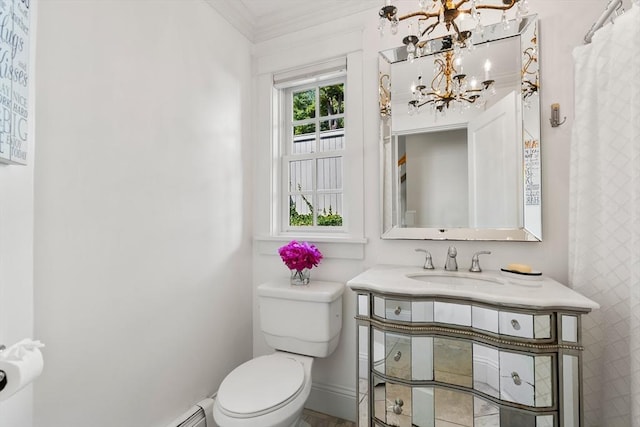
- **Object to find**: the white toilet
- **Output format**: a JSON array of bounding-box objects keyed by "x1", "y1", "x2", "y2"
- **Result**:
[{"x1": 213, "y1": 279, "x2": 344, "y2": 427}]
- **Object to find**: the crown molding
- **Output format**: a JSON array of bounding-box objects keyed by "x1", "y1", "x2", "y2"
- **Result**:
[
  {"x1": 254, "y1": 2, "x2": 373, "y2": 42},
  {"x1": 205, "y1": 0, "x2": 374, "y2": 44},
  {"x1": 204, "y1": 0, "x2": 256, "y2": 42}
]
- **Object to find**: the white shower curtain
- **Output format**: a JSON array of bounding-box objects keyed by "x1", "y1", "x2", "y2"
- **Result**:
[{"x1": 569, "y1": 3, "x2": 640, "y2": 427}]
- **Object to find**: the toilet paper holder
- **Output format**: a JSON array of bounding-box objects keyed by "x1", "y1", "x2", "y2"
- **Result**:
[{"x1": 0, "y1": 344, "x2": 6, "y2": 391}]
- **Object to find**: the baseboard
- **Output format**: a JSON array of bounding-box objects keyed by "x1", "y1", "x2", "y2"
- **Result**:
[{"x1": 305, "y1": 381, "x2": 357, "y2": 422}]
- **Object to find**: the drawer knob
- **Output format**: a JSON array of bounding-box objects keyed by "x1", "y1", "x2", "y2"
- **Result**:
[
  {"x1": 393, "y1": 398, "x2": 404, "y2": 414},
  {"x1": 394, "y1": 306, "x2": 402, "y2": 315},
  {"x1": 511, "y1": 371, "x2": 522, "y2": 386},
  {"x1": 511, "y1": 319, "x2": 521, "y2": 330},
  {"x1": 394, "y1": 351, "x2": 402, "y2": 362}
]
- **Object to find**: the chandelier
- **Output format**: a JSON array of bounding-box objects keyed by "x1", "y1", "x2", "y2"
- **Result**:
[
  {"x1": 408, "y1": 49, "x2": 495, "y2": 114},
  {"x1": 521, "y1": 29, "x2": 538, "y2": 101},
  {"x1": 379, "y1": 73, "x2": 391, "y2": 117},
  {"x1": 379, "y1": 0, "x2": 530, "y2": 58}
]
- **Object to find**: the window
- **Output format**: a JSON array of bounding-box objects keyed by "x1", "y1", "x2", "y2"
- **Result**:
[{"x1": 281, "y1": 77, "x2": 346, "y2": 231}]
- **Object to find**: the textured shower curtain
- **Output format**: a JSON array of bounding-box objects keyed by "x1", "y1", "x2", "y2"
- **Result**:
[{"x1": 569, "y1": 3, "x2": 639, "y2": 427}]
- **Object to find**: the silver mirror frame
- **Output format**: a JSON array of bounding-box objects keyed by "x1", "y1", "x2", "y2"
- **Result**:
[{"x1": 380, "y1": 15, "x2": 541, "y2": 241}]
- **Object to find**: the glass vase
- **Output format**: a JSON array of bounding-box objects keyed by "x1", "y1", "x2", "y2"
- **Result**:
[{"x1": 290, "y1": 268, "x2": 310, "y2": 286}]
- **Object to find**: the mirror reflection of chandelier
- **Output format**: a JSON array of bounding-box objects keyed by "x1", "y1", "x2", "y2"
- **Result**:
[
  {"x1": 521, "y1": 30, "x2": 538, "y2": 101},
  {"x1": 379, "y1": 0, "x2": 530, "y2": 59},
  {"x1": 408, "y1": 50, "x2": 495, "y2": 114}
]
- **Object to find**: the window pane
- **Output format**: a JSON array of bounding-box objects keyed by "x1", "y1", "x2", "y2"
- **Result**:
[
  {"x1": 293, "y1": 123, "x2": 315, "y2": 137},
  {"x1": 319, "y1": 128, "x2": 344, "y2": 151},
  {"x1": 319, "y1": 83, "x2": 344, "y2": 117},
  {"x1": 320, "y1": 118, "x2": 344, "y2": 132},
  {"x1": 292, "y1": 130, "x2": 315, "y2": 154},
  {"x1": 317, "y1": 157, "x2": 342, "y2": 190},
  {"x1": 289, "y1": 159, "x2": 313, "y2": 192},
  {"x1": 317, "y1": 193, "x2": 343, "y2": 226},
  {"x1": 289, "y1": 194, "x2": 314, "y2": 227},
  {"x1": 293, "y1": 89, "x2": 316, "y2": 120}
]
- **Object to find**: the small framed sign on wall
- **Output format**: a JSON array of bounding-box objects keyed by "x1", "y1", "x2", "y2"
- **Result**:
[{"x1": 0, "y1": 0, "x2": 30, "y2": 165}]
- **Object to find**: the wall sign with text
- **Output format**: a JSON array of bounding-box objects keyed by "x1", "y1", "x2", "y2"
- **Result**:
[{"x1": 0, "y1": 0, "x2": 29, "y2": 165}]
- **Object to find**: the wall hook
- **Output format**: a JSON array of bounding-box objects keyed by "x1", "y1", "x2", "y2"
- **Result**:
[{"x1": 550, "y1": 103, "x2": 567, "y2": 127}]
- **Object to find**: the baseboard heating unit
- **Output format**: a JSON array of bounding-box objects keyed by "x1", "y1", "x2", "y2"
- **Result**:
[{"x1": 168, "y1": 398, "x2": 215, "y2": 427}]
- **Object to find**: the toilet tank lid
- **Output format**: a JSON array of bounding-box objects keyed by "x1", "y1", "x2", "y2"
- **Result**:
[{"x1": 258, "y1": 280, "x2": 344, "y2": 302}]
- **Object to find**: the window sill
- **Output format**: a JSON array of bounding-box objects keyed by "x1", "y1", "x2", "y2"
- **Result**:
[{"x1": 254, "y1": 234, "x2": 367, "y2": 260}]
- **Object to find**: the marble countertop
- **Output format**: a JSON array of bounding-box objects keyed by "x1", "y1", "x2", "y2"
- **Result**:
[{"x1": 347, "y1": 265, "x2": 600, "y2": 312}]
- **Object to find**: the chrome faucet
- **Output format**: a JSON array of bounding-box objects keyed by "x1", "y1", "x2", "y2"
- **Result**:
[
  {"x1": 444, "y1": 246, "x2": 458, "y2": 271},
  {"x1": 415, "y1": 249, "x2": 434, "y2": 269},
  {"x1": 469, "y1": 251, "x2": 491, "y2": 272}
]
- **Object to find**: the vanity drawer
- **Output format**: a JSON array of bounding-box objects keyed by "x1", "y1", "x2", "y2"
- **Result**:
[
  {"x1": 372, "y1": 377, "x2": 553, "y2": 427},
  {"x1": 385, "y1": 333, "x2": 411, "y2": 380},
  {"x1": 373, "y1": 327, "x2": 434, "y2": 381},
  {"x1": 374, "y1": 296, "x2": 412, "y2": 321},
  {"x1": 499, "y1": 311, "x2": 534, "y2": 338},
  {"x1": 499, "y1": 351, "x2": 553, "y2": 408},
  {"x1": 473, "y1": 307, "x2": 552, "y2": 341},
  {"x1": 473, "y1": 343, "x2": 554, "y2": 408}
]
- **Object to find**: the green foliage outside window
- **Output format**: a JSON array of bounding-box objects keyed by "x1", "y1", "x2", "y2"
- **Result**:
[
  {"x1": 292, "y1": 84, "x2": 344, "y2": 136},
  {"x1": 289, "y1": 194, "x2": 343, "y2": 227}
]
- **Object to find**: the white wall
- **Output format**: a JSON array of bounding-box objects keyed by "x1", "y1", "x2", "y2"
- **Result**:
[
  {"x1": 33, "y1": 2, "x2": 253, "y2": 426},
  {"x1": 405, "y1": 130, "x2": 468, "y2": 227},
  {"x1": 0, "y1": 143, "x2": 36, "y2": 427},
  {"x1": 252, "y1": 1, "x2": 608, "y2": 421},
  {"x1": 0, "y1": 1, "x2": 37, "y2": 425}
]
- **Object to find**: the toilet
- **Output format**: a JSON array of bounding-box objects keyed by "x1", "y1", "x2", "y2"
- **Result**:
[{"x1": 213, "y1": 279, "x2": 344, "y2": 427}]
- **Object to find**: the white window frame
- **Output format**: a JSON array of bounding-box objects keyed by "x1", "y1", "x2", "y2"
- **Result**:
[
  {"x1": 280, "y1": 76, "x2": 346, "y2": 233},
  {"x1": 255, "y1": 50, "x2": 365, "y2": 252}
]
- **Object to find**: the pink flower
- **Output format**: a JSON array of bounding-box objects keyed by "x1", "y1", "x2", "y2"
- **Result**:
[{"x1": 278, "y1": 241, "x2": 323, "y2": 272}]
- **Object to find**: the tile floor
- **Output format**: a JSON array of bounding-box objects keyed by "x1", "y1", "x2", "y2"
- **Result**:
[{"x1": 301, "y1": 409, "x2": 356, "y2": 427}]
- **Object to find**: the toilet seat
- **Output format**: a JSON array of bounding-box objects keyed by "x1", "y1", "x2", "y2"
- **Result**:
[{"x1": 216, "y1": 354, "x2": 306, "y2": 418}]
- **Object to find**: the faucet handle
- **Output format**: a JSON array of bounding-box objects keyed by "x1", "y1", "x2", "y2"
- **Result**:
[
  {"x1": 414, "y1": 248, "x2": 435, "y2": 270},
  {"x1": 469, "y1": 251, "x2": 491, "y2": 272}
]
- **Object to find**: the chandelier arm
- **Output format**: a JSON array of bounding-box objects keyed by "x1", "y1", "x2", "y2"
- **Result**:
[
  {"x1": 450, "y1": 19, "x2": 464, "y2": 40},
  {"x1": 453, "y1": 0, "x2": 471, "y2": 10},
  {"x1": 421, "y1": 20, "x2": 441, "y2": 37},
  {"x1": 431, "y1": 60, "x2": 446, "y2": 92},
  {"x1": 475, "y1": 0, "x2": 517, "y2": 11},
  {"x1": 397, "y1": 10, "x2": 440, "y2": 21},
  {"x1": 522, "y1": 48, "x2": 536, "y2": 76}
]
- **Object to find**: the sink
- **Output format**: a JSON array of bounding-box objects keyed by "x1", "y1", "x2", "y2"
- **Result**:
[{"x1": 407, "y1": 273, "x2": 503, "y2": 286}]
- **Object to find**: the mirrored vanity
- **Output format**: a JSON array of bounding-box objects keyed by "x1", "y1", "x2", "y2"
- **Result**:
[
  {"x1": 380, "y1": 16, "x2": 541, "y2": 241},
  {"x1": 348, "y1": 267, "x2": 599, "y2": 427}
]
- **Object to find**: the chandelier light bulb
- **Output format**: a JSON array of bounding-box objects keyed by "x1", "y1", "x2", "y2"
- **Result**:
[
  {"x1": 391, "y1": 19, "x2": 399, "y2": 35},
  {"x1": 483, "y1": 59, "x2": 492, "y2": 80}
]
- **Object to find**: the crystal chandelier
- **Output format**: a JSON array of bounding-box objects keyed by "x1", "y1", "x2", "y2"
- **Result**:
[
  {"x1": 408, "y1": 49, "x2": 495, "y2": 114},
  {"x1": 379, "y1": 0, "x2": 530, "y2": 59}
]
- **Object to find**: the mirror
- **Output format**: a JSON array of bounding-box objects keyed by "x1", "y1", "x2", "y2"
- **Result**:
[
  {"x1": 357, "y1": 325, "x2": 368, "y2": 427},
  {"x1": 380, "y1": 15, "x2": 541, "y2": 241},
  {"x1": 434, "y1": 338, "x2": 472, "y2": 387}
]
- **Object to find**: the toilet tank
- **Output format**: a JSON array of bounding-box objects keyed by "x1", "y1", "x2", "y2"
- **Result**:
[{"x1": 257, "y1": 280, "x2": 344, "y2": 357}]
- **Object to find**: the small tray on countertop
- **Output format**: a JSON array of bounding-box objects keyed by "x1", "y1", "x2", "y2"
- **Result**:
[{"x1": 500, "y1": 268, "x2": 543, "y2": 281}]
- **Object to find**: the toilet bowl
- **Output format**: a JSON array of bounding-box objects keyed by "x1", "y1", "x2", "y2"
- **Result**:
[
  {"x1": 213, "y1": 352, "x2": 313, "y2": 427},
  {"x1": 212, "y1": 279, "x2": 344, "y2": 427}
]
